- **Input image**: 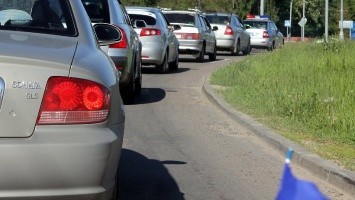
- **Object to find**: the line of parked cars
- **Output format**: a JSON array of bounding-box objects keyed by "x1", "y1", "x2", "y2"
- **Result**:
[{"x1": 0, "y1": 1, "x2": 284, "y2": 199}]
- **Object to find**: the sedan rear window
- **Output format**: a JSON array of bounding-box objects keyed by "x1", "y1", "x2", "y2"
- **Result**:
[
  {"x1": 205, "y1": 15, "x2": 229, "y2": 25},
  {"x1": 164, "y1": 13, "x2": 195, "y2": 26},
  {"x1": 0, "y1": 0, "x2": 76, "y2": 36},
  {"x1": 128, "y1": 13, "x2": 156, "y2": 26}
]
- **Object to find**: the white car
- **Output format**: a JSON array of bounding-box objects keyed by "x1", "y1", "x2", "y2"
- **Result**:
[
  {"x1": 0, "y1": 0, "x2": 125, "y2": 199},
  {"x1": 243, "y1": 15, "x2": 284, "y2": 51}
]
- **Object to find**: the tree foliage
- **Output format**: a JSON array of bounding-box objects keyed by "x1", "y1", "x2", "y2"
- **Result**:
[{"x1": 121, "y1": 0, "x2": 355, "y2": 38}]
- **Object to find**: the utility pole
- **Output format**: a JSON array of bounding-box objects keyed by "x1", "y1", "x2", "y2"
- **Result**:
[
  {"x1": 260, "y1": 0, "x2": 264, "y2": 15},
  {"x1": 288, "y1": 1, "x2": 293, "y2": 42},
  {"x1": 301, "y1": 0, "x2": 305, "y2": 42},
  {"x1": 325, "y1": 0, "x2": 328, "y2": 43},
  {"x1": 339, "y1": 0, "x2": 344, "y2": 41}
]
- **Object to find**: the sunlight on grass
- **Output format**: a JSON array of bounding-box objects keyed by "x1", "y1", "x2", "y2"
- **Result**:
[{"x1": 210, "y1": 39, "x2": 355, "y2": 171}]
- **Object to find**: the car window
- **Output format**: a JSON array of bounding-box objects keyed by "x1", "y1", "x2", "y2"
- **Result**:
[
  {"x1": 81, "y1": 0, "x2": 109, "y2": 23},
  {"x1": 164, "y1": 13, "x2": 195, "y2": 26},
  {"x1": 202, "y1": 16, "x2": 212, "y2": 29},
  {"x1": 244, "y1": 21, "x2": 267, "y2": 29},
  {"x1": 270, "y1": 22, "x2": 277, "y2": 30},
  {"x1": 157, "y1": 11, "x2": 168, "y2": 27},
  {"x1": 205, "y1": 15, "x2": 229, "y2": 25},
  {"x1": 128, "y1": 12, "x2": 157, "y2": 26},
  {"x1": 0, "y1": 0, "x2": 76, "y2": 36}
]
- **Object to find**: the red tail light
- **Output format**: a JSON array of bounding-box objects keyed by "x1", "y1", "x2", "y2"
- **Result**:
[
  {"x1": 263, "y1": 31, "x2": 269, "y2": 38},
  {"x1": 224, "y1": 26, "x2": 234, "y2": 35},
  {"x1": 175, "y1": 33, "x2": 200, "y2": 40},
  {"x1": 140, "y1": 28, "x2": 161, "y2": 36},
  {"x1": 109, "y1": 26, "x2": 127, "y2": 48},
  {"x1": 37, "y1": 77, "x2": 110, "y2": 125}
]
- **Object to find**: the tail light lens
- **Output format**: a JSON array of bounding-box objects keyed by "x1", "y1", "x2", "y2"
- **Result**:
[
  {"x1": 224, "y1": 26, "x2": 234, "y2": 35},
  {"x1": 263, "y1": 31, "x2": 269, "y2": 38},
  {"x1": 37, "y1": 77, "x2": 110, "y2": 125},
  {"x1": 140, "y1": 28, "x2": 161, "y2": 36},
  {"x1": 175, "y1": 33, "x2": 200, "y2": 40},
  {"x1": 109, "y1": 26, "x2": 127, "y2": 48}
]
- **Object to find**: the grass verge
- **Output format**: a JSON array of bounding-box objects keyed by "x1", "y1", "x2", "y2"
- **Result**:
[{"x1": 210, "y1": 39, "x2": 355, "y2": 171}]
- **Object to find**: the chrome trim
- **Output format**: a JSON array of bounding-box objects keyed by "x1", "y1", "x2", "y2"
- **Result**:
[{"x1": 0, "y1": 77, "x2": 4, "y2": 109}]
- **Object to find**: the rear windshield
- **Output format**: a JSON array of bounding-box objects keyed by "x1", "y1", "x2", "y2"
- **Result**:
[
  {"x1": 128, "y1": 12, "x2": 156, "y2": 26},
  {"x1": 164, "y1": 13, "x2": 195, "y2": 25},
  {"x1": 205, "y1": 15, "x2": 229, "y2": 25},
  {"x1": 81, "y1": 0, "x2": 110, "y2": 23},
  {"x1": 0, "y1": 0, "x2": 76, "y2": 36},
  {"x1": 243, "y1": 21, "x2": 268, "y2": 29}
]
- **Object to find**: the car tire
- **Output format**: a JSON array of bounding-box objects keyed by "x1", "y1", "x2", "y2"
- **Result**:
[
  {"x1": 135, "y1": 58, "x2": 142, "y2": 94},
  {"x1": 209, "y1": 43, "x2": 217, "y2": 61},
  {"x1": 268, "y1": 41, "x2": 274, "y2": 51},
  {"x1": 122, "y1": 71, "x2": 135, "y2": 104},
  {"x1": 231, "y1": 40, "x2": 240, "y2": 56},
  {"x1": 168, "y1": 51, "x2": 179, "y2": 71},
  {"x1": 196, "y1": 44, "x2": 205, "y2": 62},
  {"x1": 156, "y1": 52, "x2": 168, "y2": 73},
  {"x1": 112, "y1": 169, "x2": 119, "y2": 200},
  {"x1": 242, "y1": 40, "x2": 251, "y2": 55}
]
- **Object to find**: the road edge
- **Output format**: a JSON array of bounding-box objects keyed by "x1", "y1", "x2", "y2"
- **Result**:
[{"x1": 202, "y1": 76, "x2": 355, "y2": 197}]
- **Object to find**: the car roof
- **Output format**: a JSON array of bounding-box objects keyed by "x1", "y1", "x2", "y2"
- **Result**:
[{"x1": 126, "y1": 6, "x2": 159, "y2": 12}]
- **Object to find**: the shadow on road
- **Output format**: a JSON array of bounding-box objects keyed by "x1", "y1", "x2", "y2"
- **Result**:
[
  {"x1": 133, "y1": 88, "x2": 166, "y2": 105},
  {"x1": 119, "y1": 149, "x2": 186, "y2": 200},
  {"x1": 142, "y1": 67, "x2": 190, "y2": 74}
]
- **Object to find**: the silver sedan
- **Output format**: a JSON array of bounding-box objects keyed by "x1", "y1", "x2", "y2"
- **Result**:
[
  {"x1": 0, "y1": 0, "x2": 124, "y2": 199},
  {"x1": 243, "y1": 15, "x2": 284, "y2": 51},
  {"x1": 127, "y1": 6, "x2": 180, "y2": 73}
]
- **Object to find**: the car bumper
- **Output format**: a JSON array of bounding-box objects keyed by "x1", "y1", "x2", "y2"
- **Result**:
[
  {"x1": 141, "y1": 43, "x2": 164, "y2": 65},
  {"x1": 178, "y1": 40, "x2": 203, "y2": 55},
  {"x1": 216, "y1": 38, "x2": 235, "y2": 49},
  {"x1": 0, "y1": 123, "x2": 124, "y2": 199},
  {"x1": 250, "y1": 38, "x2": 272, "y2": 48}
]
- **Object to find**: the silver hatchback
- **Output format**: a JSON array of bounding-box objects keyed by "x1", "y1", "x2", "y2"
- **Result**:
[
  {"x1": 0, "y1": 0, "x2": 124, "y2": 199},
  {"x1": 127, "y1": 6, "x2": 180, "y2": 73},
  {"x1": 163, "y1": 10, "x2": 218, "y2": 62}
]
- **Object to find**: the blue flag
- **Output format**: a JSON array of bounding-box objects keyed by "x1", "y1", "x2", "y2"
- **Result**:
[{"x1": 276, "y1": 149, "x2": 329, "y2": 200}]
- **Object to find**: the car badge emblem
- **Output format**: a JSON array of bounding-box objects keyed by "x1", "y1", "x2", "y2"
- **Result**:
[{"x1": 0, "y1": 77, "x2": 4, "y2": 109}]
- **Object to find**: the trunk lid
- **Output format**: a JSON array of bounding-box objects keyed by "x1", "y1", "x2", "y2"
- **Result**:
[{"x1": 0, "y1": 31, "x2": 77, "y2": 137}]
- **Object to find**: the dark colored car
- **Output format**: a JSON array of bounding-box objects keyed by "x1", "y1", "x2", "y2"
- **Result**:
[{"x1": 82, "y1": 0, "x2": 143, "y2": 103}]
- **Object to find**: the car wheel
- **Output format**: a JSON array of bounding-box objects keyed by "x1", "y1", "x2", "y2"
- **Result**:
[
  {"x1": 209, "y1": 43, "x2": 217, "y2": 61},
  {"x1": 121, "y1": 68, "x2": 135, "y2": 105},
  {"x1": 168, "y1": 51, "x2": 179, "y2": 71},
  {"x1": 156, "y1": 52, "x2": 168, "y2": 73},
  {"x1": 112, "y1": 169, "x2": 119, "y2": 200},
  {"x1": 242, "y1": 40, "x2": 251, "y2": 55},
  {"x1": 135, "y1": 58, "x2": 142, "y2": 94},
  {"x1": 231, "y1": 40, "x2": 240, "y2": 56},
  {"x1": 196, "y1": 44, "x2": 205, "y2": 62},
  {"x1": 268, "y1": 41, "x2": 274, "y2": 51}
]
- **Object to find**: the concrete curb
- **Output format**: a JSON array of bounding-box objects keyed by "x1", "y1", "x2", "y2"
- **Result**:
[{"x1": 202, "y1": 77, "x2": 355, "y2": 197}]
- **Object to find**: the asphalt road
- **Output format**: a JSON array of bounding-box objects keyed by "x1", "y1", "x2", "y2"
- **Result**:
[{"x1": 118, "y1": 51, "x2": 354, "y2": 200}]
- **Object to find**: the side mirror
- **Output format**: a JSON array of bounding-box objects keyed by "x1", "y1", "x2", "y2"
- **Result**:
[
  {"x1": 134, "y1": 20, "x2": 146, "y2": 28},
  {"x1": 169, "y1": 24, "x2": 181, "y2": 31},
  {"x1": 212, "y1": 26, "x2": 218, "y2": 31},
  {"x1": 245, "y1": 24, "x2": 251, "y2": 29},
  {"x1": 93, "y1": 23, "x2": 122, "y2": 46}
]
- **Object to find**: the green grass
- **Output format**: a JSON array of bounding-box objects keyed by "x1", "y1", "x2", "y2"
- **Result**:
[{"x1": 210, "y1": 39, "x2": 355, "y2": 171}]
